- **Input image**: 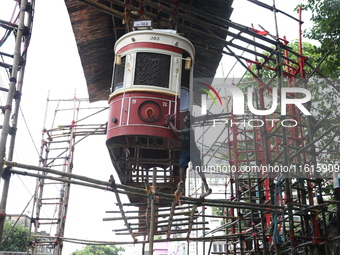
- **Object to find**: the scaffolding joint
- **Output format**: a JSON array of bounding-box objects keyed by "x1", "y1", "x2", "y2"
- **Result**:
[
  {"x1": 0, "y1": 213, "x2": 6, "y2": 219},
  {"x1": 2, "y1": 166, "x2": 12, "y2": 179},
  {"x1": 9, "y1": 126, "x2": 17, "y2": 136},
  {"x1": 13, "y1": 90, "x2": 22, "y2": 100},
  {"x1": 1, "y1": 105, "x2": 12, "y2": 114},
  {"x1": 9, "y1": 77, "x2": 16, "y2": 83}
]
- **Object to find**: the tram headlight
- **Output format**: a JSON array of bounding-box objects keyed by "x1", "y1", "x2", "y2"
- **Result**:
[{"x1": 146, "y1": 107, "x2": 154, "y2": 118}]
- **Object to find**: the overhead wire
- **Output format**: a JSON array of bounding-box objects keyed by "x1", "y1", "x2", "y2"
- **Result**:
[{"x1": 19, "y1": 107, "x2": 40, "y2": 157}]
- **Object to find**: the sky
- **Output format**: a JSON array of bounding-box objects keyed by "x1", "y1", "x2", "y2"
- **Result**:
[{"x1": 0, "y1": 0, "x2": 316, "y2": 254}]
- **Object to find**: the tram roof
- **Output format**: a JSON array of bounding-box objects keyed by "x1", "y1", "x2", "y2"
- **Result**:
[{"x1": 64, "y1": 0, "x2": 234, "y2": 103}]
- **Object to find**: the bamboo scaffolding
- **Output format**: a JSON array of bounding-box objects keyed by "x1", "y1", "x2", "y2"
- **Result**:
[
  {"x1": 187, "y1": 6, "x2": 339, "y2": 255},
  {"x1": 6, "y1": 160, "x2": 287, "y2": 211},
  {"x1": 112, "y1": 221, "x2": 208, "y2": 233},
  {"x1": 0, "y1": 0, "x2": 35, "y2": 244},
  {"x1": 10, "y1": 167, "x2": 340, "y2": 252},
  {"x1": 1, "y1": 2, "x2": 339, "y2": 254}
]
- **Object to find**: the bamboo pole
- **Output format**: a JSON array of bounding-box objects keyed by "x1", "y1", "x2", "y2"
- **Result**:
[
  {"x1": 144, "y1": 178, "x2": 151, "y2": 238},
  {"x1": 29, "y1": 92, "x2": 53, "y2": 255},
  {"x1": 0, "y1": 0, "x2": 27, "y2": 176},
  {"x1": 244, "y1": 120, "x2": 259, "y2": 254},
  {"x1": 106, "y1": 205, "x2": 193, "y2": 213},
  {"x1": 133, "y1": 227, "x2": 211, "y2": 237},
  {"x1": 166, "y1": 181, "x2": 183, "y2": 238},
  {"x1": 8, "y1": 153, "x2": 232, "y2": 208},
  {"x1": 289, "y1": 125, "x2": 337, "y2": 160},
  {"x1": 109, "y1": 175, "x2": 138, "y2": 243},
  {"x1": 31, "y1": 233, "x2": 264, "y2": 246},
  {"x1": 112, "y1": 221, "x2": 208, "y2": 233},
  {"x1": 7, "y1": 161, "x2": 284, "y2": 211},
  {"x1": 0, "y1": 0, "x2": 30, "y2": 243},
  {"x1": 186, "y1": 205, "x2": 197, "y2": 240},
  {"x1": 54, "y1": 95, "x2": 80, "y2": 255},
  {"x1": 113, "y1": 0, "x2": 274, "y2": 49},
  {"x1": 148, "y1": 168, "x2": 157, "y2": 254}
]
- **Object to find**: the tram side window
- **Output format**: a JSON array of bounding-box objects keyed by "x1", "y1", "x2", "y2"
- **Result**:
[
  {"x1": 113, "y1": 56, "x2": 126, "y2": 91},
  {"x1": 181, "y1": 56, "x2": 190, "y2": 90},
  {"x1": 134, "y1": 52, "x2": 170, "y2": 88}
]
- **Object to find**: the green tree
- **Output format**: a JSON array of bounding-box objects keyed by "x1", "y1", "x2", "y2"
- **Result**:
[
  {"x1": 0, "y1": 221, "x2": 30, "y2": 251},
  {"x1": 299, "y1": 0, "x2": 340, "y2": 76},
  {"x1": 212, "y1": 207, "x2": 226, "y2": 225},
  {"x1": 71, "y1": 245, "x2": 125, "y2": 255}
]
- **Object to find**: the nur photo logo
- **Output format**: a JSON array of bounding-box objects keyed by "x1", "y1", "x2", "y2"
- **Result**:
[
  {"x1": 197, "y1": 79, "x2": 313, "y2": 128},
  {"x1": 197, "y1": 82, "x2": 223, "y2": 115}
]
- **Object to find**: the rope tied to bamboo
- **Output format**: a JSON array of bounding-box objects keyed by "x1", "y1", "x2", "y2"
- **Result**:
[
  {"x1": 170, "y1": 0, "x2": 179, "y2": 21},
  {"x1": 173, "y1": 192, "x2": 181, "y2": 205},
  {"x1": 138, "y1": 0, "x2": 144, "y2": 17},
  {"x1": 1, "y1": 105, "x2": 11, "y2": 114},
  {"x1": 13, "y1": 90, "x2": 21, "y2": 99},
  {"x1": 2, "y1": 166, "x2": 12, "y2": 179},
  {"x1": 311, "y1": 236, "x2": 316, "y2": 244}
]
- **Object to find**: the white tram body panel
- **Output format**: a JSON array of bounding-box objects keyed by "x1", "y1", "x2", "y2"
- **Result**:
[
  {"x1": 106, "y1": 29, "x2": 195, "y2": 194},
  {"x1": 107, "y1": 29, "x2": 194, "y2": 140}
]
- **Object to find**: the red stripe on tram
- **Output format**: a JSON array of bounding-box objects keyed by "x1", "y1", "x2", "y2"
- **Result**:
[{"x1": 118, "y1": 42, "x2": 184, "y2": 54}]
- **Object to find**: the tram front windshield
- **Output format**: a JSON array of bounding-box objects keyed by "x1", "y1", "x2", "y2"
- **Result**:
[{"x1": 134, "y1": 52, "x2": 170, "y2": 88}]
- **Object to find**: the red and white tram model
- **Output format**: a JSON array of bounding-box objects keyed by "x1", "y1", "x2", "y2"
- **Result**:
[{"x1": 106, "y1": 28, "x2": 194, "y2": 199}]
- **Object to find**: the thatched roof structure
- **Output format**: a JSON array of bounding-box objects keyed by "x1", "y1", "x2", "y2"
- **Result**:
[{"x1": 64, "y1": 0, "x2": 234, "y2": 102}]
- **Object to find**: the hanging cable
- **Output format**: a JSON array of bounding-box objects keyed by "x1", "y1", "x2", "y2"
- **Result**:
[{"x1": 19, "y1": 107, "x2": 40, "y2": 157}]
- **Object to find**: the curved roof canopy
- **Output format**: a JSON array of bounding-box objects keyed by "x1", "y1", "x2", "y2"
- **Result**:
[{"x1": 64, "y1": 0, "x2": 234, "y2": 102}]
